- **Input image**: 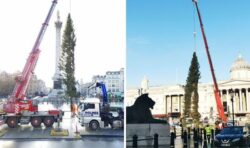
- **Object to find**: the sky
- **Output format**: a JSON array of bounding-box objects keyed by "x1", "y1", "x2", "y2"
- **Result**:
[
  {"x1": 0, "y1": 0, "x2": 125, "y2": 88},
  {"x1": 127, "y1": 0, "x2": 250, "y2": 88}
]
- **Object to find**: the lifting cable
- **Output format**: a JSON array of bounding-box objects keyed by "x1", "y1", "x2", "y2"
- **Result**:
[
  {"x1": 193, "y1": 1, "x2": 197, "y2": 52},
  {"x1": 69, "y1": 0, "x2": 72, "y2": 14}
]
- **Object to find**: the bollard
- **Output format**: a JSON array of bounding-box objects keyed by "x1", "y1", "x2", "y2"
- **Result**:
[
  {"x1": 154, "y1": 133, "x2": 158, "y2": 148},
  {"x1": 183, "y1": 130, "x2": 188, "y2": 148},
  {"x1": 203, "y1": 128, "x2": 207, "y2": 148},
  {"x1": 170, "y1": 132, "x2": 175, "y2": 148},
  {"x1": 174, "y1": 126, "x2": 177, "y2": 139},
  {"x1": 211, "y1": 129, "x2": 214, "y2": 146},
  {"x1": 181, "y1": 126, "x2": 184, "y2": 139},
  {"x1": 203, "y1": 140, "x2": 207, "y2": 148},
  {"x1": 200, "y1": 128, "x2": 202, "y2": 141},
  {"x1": 188, "y1": 127, "x2": 191, "y2": 139},
  {"x1": 132, "y1": 135, "x2": 138, "y2": 148},
  {"x1": 203, "y1": 128, "x2": 207, "y2": 140},
  {"x1": 193, "y1": 129, "x2": 199, "y2": 148},
  {"x1": 197, "y1": 128, "x2": 200, "y2": 140}
]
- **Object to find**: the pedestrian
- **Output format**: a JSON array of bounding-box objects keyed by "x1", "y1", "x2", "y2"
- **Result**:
[
  {"x1": 222, "y1": 122, "x2": 227, "y2": 128},
  {"x1": 71, "y1": 103, "x2": 78, "y2": 117},
  {"x1": 205, "y1": 124, "x2": 212, "y2": 143},
  {"x1": 215, "y1": 123, "x2": 220, "y2": 135}
]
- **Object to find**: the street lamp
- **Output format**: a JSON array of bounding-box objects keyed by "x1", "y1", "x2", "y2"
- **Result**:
[{"x1": 229, "y1": 89, "x2": 234, "y2": 126}]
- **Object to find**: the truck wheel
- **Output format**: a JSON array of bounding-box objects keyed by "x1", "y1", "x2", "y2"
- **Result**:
[
  {"x1": 31, "y1": 117, "x2": 42, "y2": 128},
  {"x1": 89, "y1": 120, "x2": 99, "y2": 130},
  {"x1": 7, "y1": 117, "x2": 18, "y2": 128},
  {"x1": 43, "y1": 116, "x2": 54, "y2": 127}
]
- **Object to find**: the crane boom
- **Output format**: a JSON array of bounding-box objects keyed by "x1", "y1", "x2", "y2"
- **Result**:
[
  {"x1": 193, "y1": 0, "x2": 227, "y2": 122},
  {"x1": 96, "y1": 82, "x2": 108, "y2": 105},
  {"x1": 4, "y1": 0, "x2": 58, "y2": 114},
  {"x1": 12, "y1": 0, "x2": 58, "y2": 101}
]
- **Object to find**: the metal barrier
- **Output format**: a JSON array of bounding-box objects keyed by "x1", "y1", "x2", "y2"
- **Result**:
[
  {"x1": 127, "y1": 133, "x2": 159, "y2": 148},
  {"x1": 170, "y1": 132, "x2": 175, "y2": 148}
]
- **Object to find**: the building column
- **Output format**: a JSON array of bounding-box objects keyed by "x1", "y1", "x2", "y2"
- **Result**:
[
  {"x1": 234, "y1": 89, "x2": 238, "y2": 113},
  {"x1": 166, "y1": 95, "x2": 169, "y2": 114},
  {"x1": 170, "y1": 95, "x2": 173, "y2": 113},
  {"x1": 239, "y1": 89, "x2": 242, "y2": 112},
  {"x1": 246, "y1": 88, "x2": 249, "y2": 112},
  {"x1": 167, "y1": 95, "x2": 171, "y2": 113},
  {"x1": 179, "y1": 95, "x2": 181, "y2": 113},
  {"x1": 242, "y1": 89, "x2": 246, "y2": 112},
  {"x1": 226, "y1": 89, "x2": 230, "y2": 113},
  {"x1": 181, "y1": 95, "x2": 184, "y2": 115},
  {"x1": 165, "y1": 95, "x2": 168, "y2": 115}
]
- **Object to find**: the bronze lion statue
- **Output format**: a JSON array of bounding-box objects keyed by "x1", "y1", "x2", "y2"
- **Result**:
[{"x1": 126, "y1": 94, "x2": 166, "y2": 124}]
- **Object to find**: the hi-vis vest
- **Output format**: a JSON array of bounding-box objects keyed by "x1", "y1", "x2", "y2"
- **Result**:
[{"x1": 205, "y1": 127, "x2": 212, "y2": 135}]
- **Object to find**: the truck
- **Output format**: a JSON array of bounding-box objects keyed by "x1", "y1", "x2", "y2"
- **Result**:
[
  {"x1": 78, "y1": 82, "x2": 123, "y2": 130},
  {"x1": 0, "y1": 0, "x2": 63, "y2": 128}
]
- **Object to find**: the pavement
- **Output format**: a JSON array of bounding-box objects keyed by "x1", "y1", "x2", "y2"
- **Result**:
[
  {"x1": 81, "y1": 128, "x2": 124, "y2": 137},
  {"x1": 0, "y1": 138, "x2": 124, "y2": 148},
  {"x1": 0, "y1": 103, "x2": 123, "y2": 140},
  {"x1": 174, "y1": 136, "x2": 207, "y2": 148}
]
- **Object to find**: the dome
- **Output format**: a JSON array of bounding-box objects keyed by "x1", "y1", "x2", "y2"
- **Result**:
[
  {"x1": 230, "y1": 54, "x2": 250, "y2": 80},
  {"x1": 230, "y1": 55, "x2": 250, "y2": 72}
]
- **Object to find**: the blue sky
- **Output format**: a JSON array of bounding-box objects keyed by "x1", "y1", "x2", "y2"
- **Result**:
[{"x1": 127, "y1": 0, "x2": 250, "y2": 88}]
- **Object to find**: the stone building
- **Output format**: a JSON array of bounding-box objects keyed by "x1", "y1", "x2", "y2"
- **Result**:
[
  {"x1": 81, "y1": 68, "x2": 124, "y2": 99},
  {"x1": 105, "y1": 68, "x2": 124, "y2": 96},
  {"x1": 27, "y1": 74, "x2": 48, "y2": 97},
  {"x1": 126, "y1": 55, "x2": 250, "y2": 121}
]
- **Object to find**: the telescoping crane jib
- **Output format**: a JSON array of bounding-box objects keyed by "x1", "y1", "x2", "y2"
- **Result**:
[
  {"x1": 4, "y1": 0, "x2": 58, "y2": 114},
  {"x1": 192, "y1": 0, "x2": 227, "y2": 122},
  {"x1": 1, "y1": 0, "x2": 63, "y2": 129}
]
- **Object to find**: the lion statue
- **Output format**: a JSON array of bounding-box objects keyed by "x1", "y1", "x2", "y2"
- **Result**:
[{"x1": 126, "y1": 94, "x2": 166, "y2": 124}]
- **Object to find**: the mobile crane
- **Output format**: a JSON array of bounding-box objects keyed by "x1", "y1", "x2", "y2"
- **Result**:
[
  {"x1": 192, "y1": 0, "x2": 227, "y2": 122},
  {"x1": 1, "y1": 0, "x2": 63, "y2": 128}
]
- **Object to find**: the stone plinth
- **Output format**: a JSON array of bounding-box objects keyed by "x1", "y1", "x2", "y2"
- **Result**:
[
  {"x1": 126, "y1": 123, "x2": 170, "y2": 146},
  {"x1": 48, "y1": 89, "x2": 64, "y2": 99}
]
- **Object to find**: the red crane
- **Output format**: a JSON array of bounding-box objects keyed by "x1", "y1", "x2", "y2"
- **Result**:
[
  {"x1": 193, "y1": 0, "x2": 227, "y2": 122},
  {"x1": 2, "y1": 0, "x2": 63, "y2": 128},
  {"x1": 4, "y1": 0, "x2": 57, "y2": 114}
]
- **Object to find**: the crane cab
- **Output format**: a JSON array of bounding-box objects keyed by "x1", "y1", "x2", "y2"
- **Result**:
[{"x1": 78, "y1": 98, "x2": 104, "y2": 130}]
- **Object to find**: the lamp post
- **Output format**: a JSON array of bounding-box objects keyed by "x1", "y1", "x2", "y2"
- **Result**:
[{"x1": 229, "y1": 89, "x2": 234, "y2": 126}]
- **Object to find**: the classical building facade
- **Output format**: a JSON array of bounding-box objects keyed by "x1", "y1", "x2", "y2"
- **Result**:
[{"x1": 126, "y1": 55, "x2": 250, "y2": 121}]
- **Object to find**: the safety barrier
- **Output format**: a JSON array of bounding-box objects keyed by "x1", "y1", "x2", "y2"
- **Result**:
[{"x1": 126, "y1": 133, "x2": 159, "y2": 148}]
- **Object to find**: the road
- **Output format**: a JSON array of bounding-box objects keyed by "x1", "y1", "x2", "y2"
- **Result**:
[
  {"x1": 0, "y1": 102, "x2": 124, "y2": 148},
  {"x1": 0, "y1": 138, "x2": 123, "y2": 148}
]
